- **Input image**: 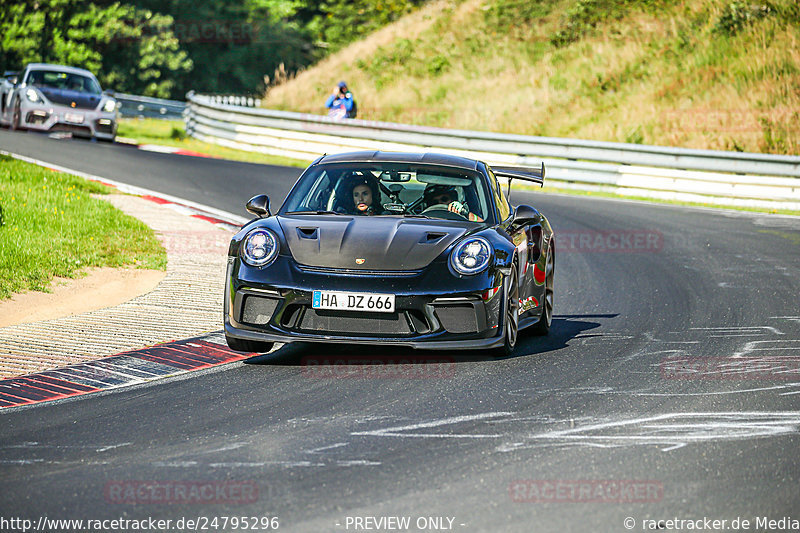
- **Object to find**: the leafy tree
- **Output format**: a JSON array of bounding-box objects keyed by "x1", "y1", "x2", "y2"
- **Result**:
[
  {"x1": 306, "y1": 0, "x2": 427, "y2": 52},
  {"x1": 0, "y1": 0, "x2": 192, "y2": 97},
  {"x1": 0, "y1": 0, "x2": 428, "y2": 98}
]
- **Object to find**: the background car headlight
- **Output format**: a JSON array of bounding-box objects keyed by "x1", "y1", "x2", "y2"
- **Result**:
[
  {"x1": 450, "y1": 236, "x2": 492, "y2": 275},
  {"x1": 242, "y1": 228, "x2": 279, "y2": 267},
  {"x1": 103, "y1": 99, "x2": 116, "y2": 113},
  {"x1": 25, "y1": 88, "x2": 41, "y2": 103}
]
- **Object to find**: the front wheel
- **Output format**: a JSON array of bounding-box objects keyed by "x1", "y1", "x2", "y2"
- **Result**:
[
  {"x1": 494, "y1": 262, "x2": 519, "y2": 357},
  {"x1": 225, "y1": 335, "x2": 274, "y2": 354},
  {"x1": 531, "y1": 247, "x2": 554, "y2": 336},
  {"x1": 10, "y1": 100, "x2": 22, "y2": 131}
]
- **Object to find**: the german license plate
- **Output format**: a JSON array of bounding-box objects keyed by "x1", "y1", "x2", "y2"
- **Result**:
[
  {"x1": 64, "y1": 112, "x2": 84, "y2": 124},
  {"x1": 312, "y1": 290, "x2": 395, "y2": 313}
]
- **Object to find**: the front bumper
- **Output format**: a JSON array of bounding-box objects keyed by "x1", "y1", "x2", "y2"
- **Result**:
[
  {"x1": 224, "y1": 256, "x2": 507, "y2": 351},
  {"x1": 19, "y1": 100, "x2": 117, "y2": 139}
]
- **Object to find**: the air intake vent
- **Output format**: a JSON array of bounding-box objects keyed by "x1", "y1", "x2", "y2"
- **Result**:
[
  {"x1": 434, "y1": 304, "x2": 480, "y2": 334},
  {"x1": 420, "y1": 232, "x2": 447, "y2": 243},
  {"x1": 241, "y1": 295, "x2": 279, "y2": 325},
  {"x1": 297, "y1": 227, "x2": 318, "y2": 239}
]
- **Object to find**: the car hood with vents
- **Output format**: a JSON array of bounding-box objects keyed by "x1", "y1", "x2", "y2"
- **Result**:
[
  {"x1": 38, "y1": 87, "x2": 101, "y2": 110},
  {"x1": 278, "y1": 215, "x2": 469, "y2": 271}
]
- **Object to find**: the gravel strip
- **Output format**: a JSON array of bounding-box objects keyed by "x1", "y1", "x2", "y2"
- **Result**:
[{"x1": 0, "y1": 194, "x2": 235, "y2": 379}]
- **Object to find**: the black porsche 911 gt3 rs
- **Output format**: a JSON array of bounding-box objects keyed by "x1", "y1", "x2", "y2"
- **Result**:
[{"x1": 224, "y1": 151, "x2": 554, "y2": 356}]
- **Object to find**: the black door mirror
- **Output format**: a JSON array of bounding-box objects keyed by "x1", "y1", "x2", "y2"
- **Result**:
[
  {"x1": 246, "y1": 194, "x2": 271, "y2": 218},
  {"x1": 511, "y1": 204, "x2": 541, "y2": 229}
]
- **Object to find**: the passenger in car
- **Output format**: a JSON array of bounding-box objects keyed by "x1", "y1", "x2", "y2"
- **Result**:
[{"x1": 346, "y1": 175, "x2": 384, "y2": 216}]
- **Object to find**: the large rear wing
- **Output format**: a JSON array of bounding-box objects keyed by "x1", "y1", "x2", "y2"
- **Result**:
[{"x1": 492, "y1": 163, "x2": 546, "y2": 187}]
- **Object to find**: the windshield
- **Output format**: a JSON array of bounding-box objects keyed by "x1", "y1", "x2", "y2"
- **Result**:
[
  {"x1": 281, "y1": 162, "x2": 493, "y2": 224},
  {"x1": 26, "y1": 70, "x2": 102, "y2": 94}
]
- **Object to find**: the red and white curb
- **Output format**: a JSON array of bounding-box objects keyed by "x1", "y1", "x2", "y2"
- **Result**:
[{"x1": 0, "y1": 334, "x2": 254, "y2": 409}]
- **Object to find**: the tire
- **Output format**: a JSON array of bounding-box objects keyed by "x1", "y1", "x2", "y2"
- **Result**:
[
  {"x1": 531, "y1": 247, "x2": 554, "y2": 336},
  {"x1": 225, "y1": 335, "x2": 274, "y2": 354},
  {"x1": 10, "y1": 100, "x2": 22, "y2": 131},
  {"x1": 494, "y1": 262, "x2": 520, "y2": 357}
]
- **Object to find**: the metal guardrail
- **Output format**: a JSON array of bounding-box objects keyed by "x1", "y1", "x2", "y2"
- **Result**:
[
  {"x1": 115, "y1": 93, "x2": 260, "y2": 120},
  {"x1": 115, "y1": 93, "x2": 186, "y2": 120},
  {"x1": 184, "y1": 92, "x2": 800, "y2": 210}
]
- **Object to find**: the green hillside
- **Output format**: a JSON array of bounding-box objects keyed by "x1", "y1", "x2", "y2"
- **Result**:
[{"x1": 263, "y1": 0, "x2": 800, "y2": 154}]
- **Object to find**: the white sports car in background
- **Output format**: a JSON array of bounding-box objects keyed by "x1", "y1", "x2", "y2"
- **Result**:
[{"x1": 0, "y1": 63, "x2": 118, "y2": 141}]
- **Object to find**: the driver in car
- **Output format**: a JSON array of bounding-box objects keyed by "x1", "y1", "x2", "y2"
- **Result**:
[{"x1": 423, "y1": 184, "x2": 484, "y2": 222}]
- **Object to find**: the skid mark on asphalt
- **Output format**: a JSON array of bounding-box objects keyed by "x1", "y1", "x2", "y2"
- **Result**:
[
  {"x1": 604, "y1": 318, "x2": 800, "y2": 379},
  {"x1": 732, "y1": 340, "x2": 800, "y2": 358},
  {"x1": 0, "y1": 333, "x2": 251, "y2": 410},
  {"x1": 0, "y1": 442, "x2": 132, "y2": 452},
  {"x1": 687, "y1": 326, "x2": 784, "y2": 337},
  {"x1": 496, "y1": 412, "x2": 800, "y2": 453},
  {"x1": 351, "y1": 412, "x2": 514, "y2": 439},
  {"x1": 509, "y1": 383, "x2": 800, "y2": 397},
  {"x1": 151, "y1": 459, "x2": 380, "y2": 469},
  {"x1": 345, "y1": 411, "x2": 800, "y2": 453}
]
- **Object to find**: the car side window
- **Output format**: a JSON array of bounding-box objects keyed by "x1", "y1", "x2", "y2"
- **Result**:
[
  {"x1": 305, "y1": 172, "x2": 331, "y2": 211},
  {"x1": 489, "y1": 169, "x2": 511, "y2": 222}
]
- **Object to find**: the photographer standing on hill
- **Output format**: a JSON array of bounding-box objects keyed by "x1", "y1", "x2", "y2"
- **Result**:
[{"x1": 325, "y1": 81, "x2": 357, "y2": 120}]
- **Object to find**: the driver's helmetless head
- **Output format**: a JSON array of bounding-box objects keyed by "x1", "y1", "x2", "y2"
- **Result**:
[{"x1": 352, "y1": 184, "x2": 373, "y2": 207}]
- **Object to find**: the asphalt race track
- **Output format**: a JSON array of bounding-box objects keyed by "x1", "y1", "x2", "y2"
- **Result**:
[{"x1": 1, "y1": 129, "x2": 800, "y2": 532}]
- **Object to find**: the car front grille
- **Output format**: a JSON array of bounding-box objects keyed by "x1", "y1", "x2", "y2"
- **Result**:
[
  {"x1": 49, "y1": 124, "x2": 92, "y2": 136},
  {"x1": 299, "y1": 309, "x2": 412, "y2": 335},
  {"x1": 280, "y1": 305, "x2": 431, "y2": 337}
]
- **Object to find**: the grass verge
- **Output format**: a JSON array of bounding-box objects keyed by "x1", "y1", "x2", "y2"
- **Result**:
[
  {"x1": 0, "y1": 155, "x2": 167, "y2": 300},
  {"x1": 117, "y1": 118, "x2": 309, "y2": 168},
  {"x1": 264, "y1": 0, "x2": 800, "y2": 154}
]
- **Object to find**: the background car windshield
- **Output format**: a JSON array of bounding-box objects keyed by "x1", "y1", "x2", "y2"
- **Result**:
[
  {"x1": 282, "y1": 163, "x2": 492, "y2": 223},
  {"x1": 27, "y1": 70, "x2": 102, "y2": 94}
]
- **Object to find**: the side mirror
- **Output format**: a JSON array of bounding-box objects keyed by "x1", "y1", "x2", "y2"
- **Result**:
[
  {"x1": 103, "y1": 89, "x2": 114, "y2": 96},
  {"x1": 511, "y1": 204, "x2": 541, "y2": 228},
  {"x1": 246, "y1": 194, "x2": 270, "y2": 218}
]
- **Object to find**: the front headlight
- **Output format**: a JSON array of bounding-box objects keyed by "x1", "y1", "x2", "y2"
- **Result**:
[
  {"x1": 102, "y1": 99, "x2": 116, "y2": 113},
  {"x1": 25, "y1": 88, "x2": 41, "y2": 103},
  {"x1": 450, "y1": 236, "x2": 492, "y2": 275},
  {"x1": 241, "y1": 228, "x2": 279, "y2": 267}
]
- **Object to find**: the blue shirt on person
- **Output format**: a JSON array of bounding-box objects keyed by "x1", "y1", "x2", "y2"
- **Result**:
[{"x1": 325, "y1": 82, "x2": 356, "y2": 119}]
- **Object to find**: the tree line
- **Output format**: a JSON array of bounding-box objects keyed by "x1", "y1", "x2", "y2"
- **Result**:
[{"x1": 0, "y1": 0, "x2": 425, "y2": 99}]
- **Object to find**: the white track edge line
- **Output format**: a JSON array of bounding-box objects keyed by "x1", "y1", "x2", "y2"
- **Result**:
[{"x1": 1, "y1": 149, "x2": 249, "y2": 226}]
